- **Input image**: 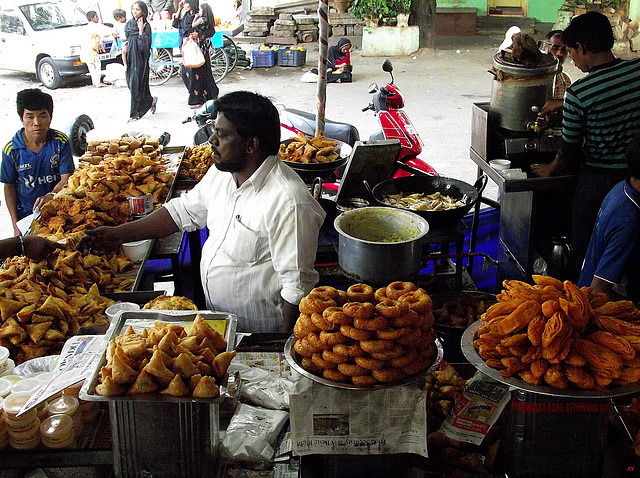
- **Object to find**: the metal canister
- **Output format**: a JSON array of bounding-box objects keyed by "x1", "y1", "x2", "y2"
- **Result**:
[
  {"x1": 489, "y1": 53, "x2": 558, "y2": 132},
  {"x1": 128, "y1": 194, "x2": 153, "y2": 218}
]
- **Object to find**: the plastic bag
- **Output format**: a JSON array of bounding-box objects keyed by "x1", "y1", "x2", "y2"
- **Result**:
[
  {"x1": 182, "y1": 38, "x2": 205, "y2": 68},
  {"x1": 220, "y1": 403, "x2": 289, "y2": 463}
]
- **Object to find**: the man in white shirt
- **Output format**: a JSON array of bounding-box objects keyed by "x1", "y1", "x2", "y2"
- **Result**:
[{"x1": 78, "y1": 91, "x2": 326, "y2": 332}]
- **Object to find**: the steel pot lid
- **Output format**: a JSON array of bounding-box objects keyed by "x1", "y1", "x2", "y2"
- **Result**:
[{"x1": 492, "y1": 52, "x2": 558, "y2": 77}]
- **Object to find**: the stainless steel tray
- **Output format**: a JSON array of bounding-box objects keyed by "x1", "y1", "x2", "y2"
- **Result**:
[
  {"x1": 80, "y1": 310, "x2": 238, "y2": 403},
  {"x1": 462, "y1": 321, "x2": 640, "y2": 398},
  {"x1": 284, "y1": 334, "x2": 443, "y2": 391}
]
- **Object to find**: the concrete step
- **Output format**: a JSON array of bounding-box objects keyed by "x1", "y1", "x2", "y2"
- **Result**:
[{"x1": 476, "y1": 15, "x2": 536, "y2": 35}]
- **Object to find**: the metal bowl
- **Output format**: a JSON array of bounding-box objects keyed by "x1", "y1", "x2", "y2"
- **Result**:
[
  {"x1": 280, "y1": 138, "x2": 352, "y2": 180},
  {"x1": 284, "y1": 335, "x2": 443, "y2": 390}
]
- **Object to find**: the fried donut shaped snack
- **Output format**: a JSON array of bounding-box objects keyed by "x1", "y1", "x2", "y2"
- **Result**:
[{"x1": 291, "y1": 282, "x2": 439, "y2": 387}]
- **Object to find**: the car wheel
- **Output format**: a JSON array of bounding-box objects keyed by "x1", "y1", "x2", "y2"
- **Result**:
[
  {"x1": 38, "y1": 57, "x2": 63, "y2": 90},
  {"x1": 65, "y1": 114, "x2": 94, "y2": 157}
]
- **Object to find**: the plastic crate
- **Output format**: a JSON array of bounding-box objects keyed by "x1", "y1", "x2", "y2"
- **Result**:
[
  {"x1": 277, "y1": 47, "x2": 306, "y2": 66},
  {"x1": 251, "y1": 49, "x2": 276, "y2": 67}
]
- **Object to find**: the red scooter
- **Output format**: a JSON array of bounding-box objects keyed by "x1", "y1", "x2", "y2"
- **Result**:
[{"x1": 279, "y1": 59, "x2": 437, "y2": 181}]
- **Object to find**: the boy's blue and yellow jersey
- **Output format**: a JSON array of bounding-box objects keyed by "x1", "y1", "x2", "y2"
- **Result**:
[{"x1": 1, "y1": 128, "x2": 74, "y2": 219}]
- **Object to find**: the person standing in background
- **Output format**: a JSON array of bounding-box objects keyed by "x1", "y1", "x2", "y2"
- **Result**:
[
  {"x1": 539, "y1": 30, "x2": 571, "y2": 119},
  {"x1": 125, "y1": 1, "x2": 158, "y2": 121},
  {"x1": 188, "y1": 2, "x2": 219, "y2": 106},
  {"x1": 81, "y1": 10, "x2": 110, "y2": 88},
  {"x1": 150, "y1": 0, "x2": 175, "y2": 17},
  {"x1": 1, "y1": 89, "x2": 74, "y2": 236},
  {"x1": 112, "y1": 9, "x2": 128, "y2": 69}
]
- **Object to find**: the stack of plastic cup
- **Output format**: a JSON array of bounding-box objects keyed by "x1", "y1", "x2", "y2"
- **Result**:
[
  {"x1": 0, "y1": 378, "x2": 12, "y2": 399},
  {"x1": 0, "y1": 397, "x2": 7, "y2": 450},
  {"x1": 64, "y1": 381, "x2": 99, "y2": 424},
  {"x1": 40, "y1": 414, "x2": 74, "y2": 449},
  {"x1": 3, "y1": 392, "x2": 40, "y2": 450},
  {"x1": 48, "y1": 395, "x2": 82, "y2": 438}
]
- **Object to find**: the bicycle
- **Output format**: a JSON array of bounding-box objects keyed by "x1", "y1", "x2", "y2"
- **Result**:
[{"x1": 149, "y1": 36, "x2": 231, "y2": 86}]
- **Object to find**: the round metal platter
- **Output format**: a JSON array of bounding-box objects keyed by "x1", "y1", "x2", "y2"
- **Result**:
[
  {"x1": 284, "y1": 335, "x2": 443, "y2": 391},
  {"x1": 281, "y1": 138, "x2": 352, "y2": 172},
  {"x1": 461, "y1": 321, "x2": 640, "y2": 398}
]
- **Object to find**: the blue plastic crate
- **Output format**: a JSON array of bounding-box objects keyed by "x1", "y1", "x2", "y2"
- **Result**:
[
  {"x1": 277, "y1": 47, "x2": 306, "y2": 66},
  {"x1": 252, "y1": 49, "x2": 276, "y2": 67}
]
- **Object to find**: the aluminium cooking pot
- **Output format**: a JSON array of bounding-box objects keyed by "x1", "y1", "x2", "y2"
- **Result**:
[
  {"x1": 334, "y1": 206, "x2": 429, "y2": 284},
  {"x1": 370, "y1": 175, "x2": 488, "y2": 227}
]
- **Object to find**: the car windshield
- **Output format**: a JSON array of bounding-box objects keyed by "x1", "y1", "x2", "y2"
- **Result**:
[{"x1": 19, "y1": 2, "x2": 87, "y2": 31}]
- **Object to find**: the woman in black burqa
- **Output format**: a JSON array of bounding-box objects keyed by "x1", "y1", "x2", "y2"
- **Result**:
[
  {"x1": 311, "y1": 37, "x2": 352, "y2": 83},
  {"x1": 173, "y1": 0, "x2": 218, "y2": 108},
  {"x1": 125, "y1": 1, "x2": 157, "y2": 121}
]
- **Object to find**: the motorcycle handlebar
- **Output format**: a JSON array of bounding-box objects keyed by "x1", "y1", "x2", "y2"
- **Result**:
[
  {"x1": 182, "y1": 117, "x2": 193, "y2": 124},
  {"x1": 362, "y1": 103, "x2": 373, "y2": 112}
]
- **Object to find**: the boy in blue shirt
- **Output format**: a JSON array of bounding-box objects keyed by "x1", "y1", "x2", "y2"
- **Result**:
[
  {"x1": 1, "y1": 89, "x2": 75, "y2": 236},
  {"x1": 579, "y1": 132, "x2": 640, "y2": 301}
]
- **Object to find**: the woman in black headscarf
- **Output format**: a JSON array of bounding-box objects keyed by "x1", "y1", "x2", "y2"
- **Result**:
[
  {"x1": 173, "y1": 0, "x2": 218, "y2": 107},
  {"x1": 311, "y1": 37, "x2": 352, "y2": 83},
  {"x1": 327, "y1": 37, "x2": 352, "y2": 83},
  {"x1": 125, "y1": 1, "x2": 157, "y2": 121}
]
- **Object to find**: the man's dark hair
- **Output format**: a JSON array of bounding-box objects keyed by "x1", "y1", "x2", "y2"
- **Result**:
[
  {"x1": 17, "y1": 89, "x2": 54, "y2": 118},
  {"x1": 86, "y1": 10, "x2": 98, "y2": 21},
  {"x1": 626, "y1": 132, "x2": 640, "y2": 179},
  {"x1": 113, "y1": 9, "x2": 126, "y2": 20},
  {"x1": 545, "y1": 29, "x2": 563, "y2": 41},
  {"x1": 213, "y1": 91, "x2": 280, "y2": 156},
  {"x1": 562, "y1": 11, "x2": 613, "y2": 53}
]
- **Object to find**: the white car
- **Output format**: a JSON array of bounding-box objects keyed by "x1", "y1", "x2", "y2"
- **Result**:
[{"x1": 0, "y1": 0, "x2": 120, "y2": 89}]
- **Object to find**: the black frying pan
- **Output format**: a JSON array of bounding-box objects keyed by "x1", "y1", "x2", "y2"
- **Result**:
[{"x1": 371, "y1": 175, "x2": 488, "y2": 227}]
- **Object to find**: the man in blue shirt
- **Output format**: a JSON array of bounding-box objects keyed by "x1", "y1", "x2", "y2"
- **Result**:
[
  {"x1": 1, "y1": 89, "x2": 75, "y2": 236},
  {"x1": 579, "y1": 132, "x2": 640, "y2": 301}
]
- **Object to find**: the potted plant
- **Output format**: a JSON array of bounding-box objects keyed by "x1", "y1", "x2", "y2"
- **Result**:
[
  {"x1": 394, "y1": 0, "x2": 411, "y2": 27},
  {"x1": 351, "y1": 0, "x2": 391, "y2": 27}
]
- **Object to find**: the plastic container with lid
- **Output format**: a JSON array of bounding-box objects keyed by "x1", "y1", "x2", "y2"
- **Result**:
[
  {"x1": 48, "y1": 395, "x2": 79, "y2": 418},
  {"x1": 5, "y1": 413, "x2": 39, "y2": 433},
  {"x1": 80, "y1": 401, "x2": 100, "y2": 423},
  {"x1": 63, "y1": 381, "x2": 83, "y2": 397},
  {"x1": 0, "y1": 359, "x2": 16, "y2": 377},
  {"x1": 6, "y1": 417, "x2": 39, "y2": 439},
  {"x1": 0, "y1": 379, "x2": 11, "y2": 398},
  {"x1": 0, "y1": 346, "x2": 9, "y2": 372},
  {"x1": 11, "y1": 377, "x2": 41, "y2": 395},
  {"x1": 3, "y1": 392, "x2": 36, "y2": 421},
  {"x1": 36, "y1": 401, "x2": 49, "y2": 420},
  {"x1": 9, "y1": 433, "x2": 40, "y2": 450},
  {"x1": 0, "y1": 375, "x2": 21, "y2": 384},
  {"x1": 40, "y1": 414, "x2": 73, "y2": 448}
]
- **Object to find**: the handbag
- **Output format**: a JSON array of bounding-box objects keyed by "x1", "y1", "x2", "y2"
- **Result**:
[{"x1": 182, "y1": 37, "x2": 205, "y2": 68}]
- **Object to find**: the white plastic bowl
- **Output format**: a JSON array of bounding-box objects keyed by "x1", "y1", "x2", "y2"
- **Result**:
[
  {"x1": 106, "y1": 302, "x2": 140, "y2": 321},
  {"x1": 122, "y1": 240, "x2": 152, "y2": 262},
  {"x1": 489, "y1": 159, "x2": 511, "y2": 170}
]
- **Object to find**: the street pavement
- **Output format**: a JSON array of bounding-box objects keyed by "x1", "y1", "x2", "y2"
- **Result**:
[{"x1": 0, "y1": 34, "x2": 585, "y2": 239}]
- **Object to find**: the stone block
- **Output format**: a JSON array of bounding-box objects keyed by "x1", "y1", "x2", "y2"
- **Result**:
[
  {"x1": 298, "y1": 30, "x2": 318, "y2": 42},
  {"x1": 279, "y1": 13, "x2": 294, "y2": 21},
  {"x1": 249, "y1": 8, "x2": 275, "y2": 15},
  {"x1": 296, "y1": 16, "x2": 316, "y2": 25},
  {"x1": 346, "y1": 25, "x2": 353, "y2": 35},
  {"x1": 275, "y1": 19, "x2": 296, "y2": 26},
  {"x1": 332, "y1": 25, "x2": 346, "y2": 36},
  {"x1": 296, "y1": 24, "x2": 319, "y2": 31},
  {"x1": 353, "y1": 24, "x2": 363, "y2": 35},
  {"x1": 361, "y1": 25, "x2": 419, "y2": 56}
]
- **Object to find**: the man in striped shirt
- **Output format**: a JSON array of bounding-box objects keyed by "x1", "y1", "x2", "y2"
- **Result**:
[{"x1": 532, "y1": 11, "x2": 640, "y2": 280}]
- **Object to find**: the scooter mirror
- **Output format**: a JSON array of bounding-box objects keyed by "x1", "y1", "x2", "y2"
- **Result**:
[
  {"x1": 382, "y1": 59, "x2": 393, "y2": 72},
  {"x1": 368, "y1": 83, "x2": 378, "y2": 94}
]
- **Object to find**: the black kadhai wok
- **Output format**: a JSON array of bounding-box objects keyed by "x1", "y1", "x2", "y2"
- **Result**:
[{"x1": 371, "y1": 174, "x2": 488, "y2": 227}]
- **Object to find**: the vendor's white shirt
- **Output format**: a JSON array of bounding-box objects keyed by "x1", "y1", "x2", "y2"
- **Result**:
[{"x1": 164, "y1": 155, "x2": 326, "y2": 332}]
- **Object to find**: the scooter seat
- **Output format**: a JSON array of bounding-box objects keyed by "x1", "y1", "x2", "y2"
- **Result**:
[{"x1": 280, "y1": 108, "x2": 360, "y2": 146}]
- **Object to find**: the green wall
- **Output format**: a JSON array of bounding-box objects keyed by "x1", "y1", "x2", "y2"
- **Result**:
[
  {"x1": 527, "y1": 0, "x2": 565, "y2": 23},
  {"x1": 436, "y1": 0, "x2": 487, "y2": 16},
  {"x1": 435, "y1": 0, "x2": 565, "y2": 23}
]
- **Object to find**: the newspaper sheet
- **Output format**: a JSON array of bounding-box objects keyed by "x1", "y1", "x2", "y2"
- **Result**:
[
  {"x1": 18, "y1": 334, "x2": 108, "y2": 417},
  {"x1": 439, "y1": 372, "x2": 511, "y2": 445},
  {"x1": 290, "y1": 377, "x2": 428, "y2": 457}
]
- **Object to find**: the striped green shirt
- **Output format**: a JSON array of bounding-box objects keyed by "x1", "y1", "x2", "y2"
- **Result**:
[{"x1": 562, "y1": 57, "x2": 640, "y2": 169}]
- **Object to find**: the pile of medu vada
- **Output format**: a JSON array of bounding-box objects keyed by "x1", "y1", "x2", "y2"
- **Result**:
[{"x1": 293, "y1": 281, "x2": 438, "y2": 386}]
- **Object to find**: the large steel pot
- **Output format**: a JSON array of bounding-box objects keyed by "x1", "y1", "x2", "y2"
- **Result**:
[
  {"x1": 489, "y1": 53, "x2": 557, "y2": 132},
  {"x1": 334, "y1": 206, "x2": 429, "y2": 284}
]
